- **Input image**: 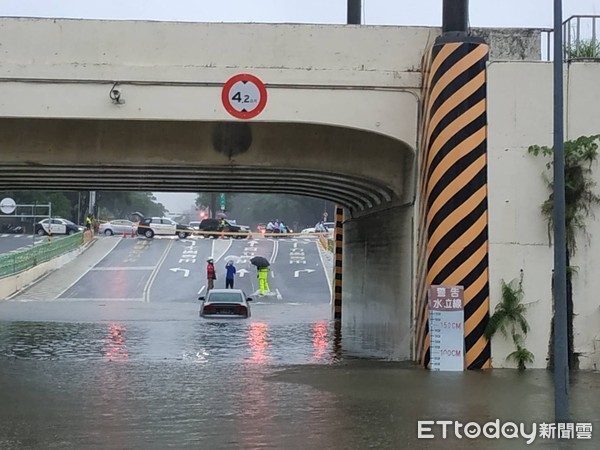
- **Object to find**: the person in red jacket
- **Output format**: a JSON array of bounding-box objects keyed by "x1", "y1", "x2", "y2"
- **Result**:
[{"x1": 206, "y1": 258, "x2": 216, "y2": 292}]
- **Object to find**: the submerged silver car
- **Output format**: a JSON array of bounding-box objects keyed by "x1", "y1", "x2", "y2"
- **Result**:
[{"x1": 198, "y1": 289, "x2": 252, "y2": 318}]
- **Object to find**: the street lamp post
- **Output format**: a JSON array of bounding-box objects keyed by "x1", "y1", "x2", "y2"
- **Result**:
[
  {"x1": 552, "y1": 0, "x2": 569, "y2": 423},
  {"x1": 347, "y1": 0, "x2": 361, "y2": 25}
]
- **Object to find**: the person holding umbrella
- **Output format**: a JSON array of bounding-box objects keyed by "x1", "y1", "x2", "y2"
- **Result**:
[{"x1": 250, "y1": 256, "x2": 271, "y2": 296}]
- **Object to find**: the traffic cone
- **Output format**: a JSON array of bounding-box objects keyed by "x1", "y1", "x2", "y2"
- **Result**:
[{"x1": 122, "y1": 231, "x2": 126, "y2": 238}]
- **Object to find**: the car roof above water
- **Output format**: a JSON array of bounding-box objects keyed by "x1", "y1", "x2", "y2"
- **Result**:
[{"x1": 205, "y1": 289, "x2": 246, "y2": 302}]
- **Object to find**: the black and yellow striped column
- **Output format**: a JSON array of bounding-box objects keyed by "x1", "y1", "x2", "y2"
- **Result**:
[
  {"x1": 415, "y1": 37, "x2": 491, "y2": 370},
  {"x1": 333, "y1": 206, "x2": 343, "y2": 320}
]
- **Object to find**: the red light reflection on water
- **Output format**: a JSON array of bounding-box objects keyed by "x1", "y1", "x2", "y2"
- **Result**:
[
  {"x1": 103, "y1": 323, "x2": 129, "y2": 359},
  {"x1": 312, "y1": 321, "x2": 329, "y2": 361},
  {"x1": 246, "y1": 322, "x2": 270, "y2": 364}
]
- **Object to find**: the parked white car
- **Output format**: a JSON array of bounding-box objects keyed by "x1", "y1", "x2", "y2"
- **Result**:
[
  {"x1": 35, "y1": 218, "x2": 84, "y2": 236},
  {"x1": 136, "y1": 217, "x2": 192, "y2": 239}
]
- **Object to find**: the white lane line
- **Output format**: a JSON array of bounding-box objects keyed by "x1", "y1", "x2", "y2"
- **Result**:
[
  {"x1": 275, "y1": 288, "x2": 283, "y2": 300},
  {"x1": 214, "y1": 239, "x2": 233, "y2": 263},
  {"x1": 316, "y1": 240, "x2": 333, "y2": 300},
  {"x1": 269, "y1": 238, "x2": 279, "y2": 263},
  {"x1": 51, "y1": 297, "x2": 145, "y2": 302},
  {"x1": 197, "y1": 285, "x2": 206, "y2": 295},
  {"x1": 143, "y1": 240, "x2": 174, "y2": 303},
  {"x1": 54, "y1": 238, "x2": 122, "y2": 301}
]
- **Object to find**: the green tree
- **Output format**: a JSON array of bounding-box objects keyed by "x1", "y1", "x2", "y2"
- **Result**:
[
  {"x1": 96, "y1": 192, "x2": 166, "y2": 219},
  {"x1": 528, "y1": 134, "x2": 600, "y2": 369},
  {"x1": 485, "y1": 274, "x2": 530, "y2": 342},
  {"x1": 485, "y1": 272, "x2": 533, "y2": 370},
  {"x1": 195, "y1": 193, "x2": 333, "y2": 229}
]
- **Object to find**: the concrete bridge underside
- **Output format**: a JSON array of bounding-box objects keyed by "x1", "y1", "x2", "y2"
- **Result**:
[
  {"x1": 0, "y1": 117, "x2": 416, "y2": 360},
  {"x1": 0, "y1": 118, "x2": 413, "y2": 211}
]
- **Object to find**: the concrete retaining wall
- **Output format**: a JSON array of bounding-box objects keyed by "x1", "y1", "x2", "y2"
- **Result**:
[
  {"x1": 342, "y1": 204, "x2": 414, "y2": 360},
  {"x1": 0, "y1": 240, "x2": 91, "y2": 300},
  {"x1": 488, "y1": 61, "x2": 600, "y2": 369}
]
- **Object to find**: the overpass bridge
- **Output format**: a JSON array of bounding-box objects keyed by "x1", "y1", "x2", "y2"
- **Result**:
[{"x1": 4, "y1": 16, "x2": 599, "y2": 370}]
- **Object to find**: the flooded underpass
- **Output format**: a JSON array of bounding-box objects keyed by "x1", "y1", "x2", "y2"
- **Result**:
[
  {"x1": 0, "y1": 237, "x2": 599, "y2": 449},
  {"x1": 1, "y1": 303, "x2": 599, "y2": 449}
]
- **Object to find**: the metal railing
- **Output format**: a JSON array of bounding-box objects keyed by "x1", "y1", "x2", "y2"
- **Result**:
[
  {"x1": 564, "y1": 15, "x2": 600, "y2": 60},
  {"x1": 0, "y1": 233, "x2": 84, "y2": 278},
  {"x1": 543, "y1": 15, "x2": 600, "y2": 61}
]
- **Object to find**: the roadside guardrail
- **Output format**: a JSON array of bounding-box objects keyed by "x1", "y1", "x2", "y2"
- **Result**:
[{"x1": 0, "y1": 232, "x2": 85, "y2": 278}]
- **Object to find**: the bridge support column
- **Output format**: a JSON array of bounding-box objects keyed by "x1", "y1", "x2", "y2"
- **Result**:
[
  {"x1": 415, "y1": 35, "x2": 491, "y2": 369},
  {"x1": 333, "y1": 206, "x2": 344, "y2": 320},
  {"x1": 342, "y1": 204, "x2": 413, "y2": 360}
]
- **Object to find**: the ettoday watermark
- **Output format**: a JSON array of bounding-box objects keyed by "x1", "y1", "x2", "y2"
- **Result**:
[{"x1": 417, "y1": 420, "x2": 593, "y2": 444}]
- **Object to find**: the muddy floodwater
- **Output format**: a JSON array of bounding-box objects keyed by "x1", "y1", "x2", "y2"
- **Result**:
[{"x1": 0, "y1": 302, "x2": 599, "y2": 449}]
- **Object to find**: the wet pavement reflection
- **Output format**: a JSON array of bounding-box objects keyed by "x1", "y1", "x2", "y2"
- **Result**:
[{"x1": 1, "y1": 304, "x2": 599, "y2": 449}]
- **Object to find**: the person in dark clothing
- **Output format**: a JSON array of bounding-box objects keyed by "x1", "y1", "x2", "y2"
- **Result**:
[
  {"x1": 225, "y1": 260, "x2": 236, "y2": 289},
  {"x1": 206, "y1": 258, "x2": 216, "y2": 292}
]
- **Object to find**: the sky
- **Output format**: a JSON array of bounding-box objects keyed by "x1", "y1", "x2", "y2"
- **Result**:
[
  {"x1": 0, "y1": 0, "x2": 599, "y2": 28},
  {"x1": 3, "y1": 0, "x2": 599, "y2": 213}
]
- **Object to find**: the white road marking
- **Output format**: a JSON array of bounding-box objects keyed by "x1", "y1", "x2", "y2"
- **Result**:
[
  {"x1": 294, "y1": 269, "x2": 315, "y2": 277},
  {"x1": 211, "y1": 239, "x2": 233, "y2": 263},
  {"x1": 197, "y1": 285, "x2": 206, "y2": 295},
  {"x1": 169, "y1": 268, "x2": 190, "y2": 277},
  {"x1": 51, "y1": 297, "x2": 144, "y2": 302},
  {"x1": 54, "y1": 238, "x2": 122, "y2": 301},
  {"x1": 269, "y1": 238, "x2": 279, "y2": 263},
  {"x1": 143, "y1": 240, "x2": 174, "y2": 303},
  {"x1": 316, "y1": 240, "x2": 333, "y2": 299}
]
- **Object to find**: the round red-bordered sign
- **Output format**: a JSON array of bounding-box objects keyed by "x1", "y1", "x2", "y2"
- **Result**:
[{"x1": 221, "y1": 74, "x2": 267, "y2": 120}]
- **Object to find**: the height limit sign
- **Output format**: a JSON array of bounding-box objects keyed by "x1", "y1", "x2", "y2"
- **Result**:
[{"x1": 222, "y1": 74, "x2": 267, "y2": 120}]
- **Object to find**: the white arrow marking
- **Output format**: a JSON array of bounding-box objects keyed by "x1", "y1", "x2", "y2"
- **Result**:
[
  {"x1": 247, "y1": 241, "x2": 257, "y2": 247},
  {"x1": 293, "y1": 243, "x2": 298, "y2": 248},
  {"x1": 180, "y1": 240, "x2": 196, "y2": 246},
  {"x1": 238, "y1": 268, "x2": 249, "y2": 278},
  {"x1": 294, "y1": 269, "x2": 315, "y2": 277},
  {"x1": 170, "y1": 268, "x2": 190, "y2": 277},
  {"x1": 276, "y1": 289, "x2": 283, "y2": 300}
]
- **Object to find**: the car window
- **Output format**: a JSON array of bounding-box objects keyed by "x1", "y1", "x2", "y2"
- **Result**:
[
  {"x1": 207, "y1": 293, "x2": 243, "y2": 303},
  {"x1": 40, "y1": 219, "x2": 49, "y2": 224},
  {"x1": 64, "y1": 220, "x2": 76, "y2": 225},
  {"x1": 51, "y1": 219, "x2": 62, "y2": 224},
  {"x1": 162, "y1": 218, "x2": 175, "y2": 225}
]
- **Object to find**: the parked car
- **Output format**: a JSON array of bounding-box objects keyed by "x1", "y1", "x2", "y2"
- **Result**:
[
  {"x1": 98, "y1": 219, "x2": 137, "y2": 236},
  {"x1": 198, "y1": 289, "x2": 252, "y2": 318},
  {"x1": 188, "y1": 221, "x2": 201, "y2": 230},
  {"x1": 197, "y1": 218, "x2": 251, "y2": 238},
  {"x1": 35, "y1": 218, "x2": 84, "y2": 236},
  {"x1": 136, "y1": 217, "x2": 192, "y2": 239}
]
